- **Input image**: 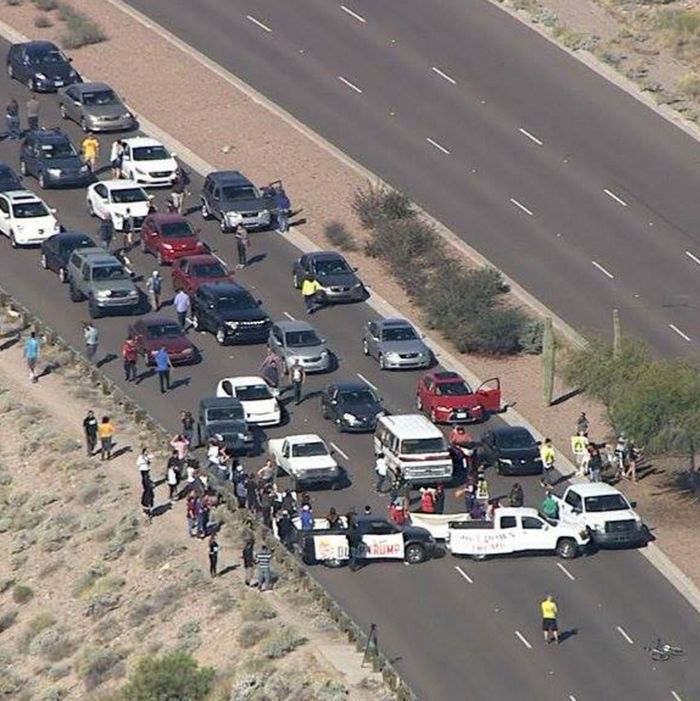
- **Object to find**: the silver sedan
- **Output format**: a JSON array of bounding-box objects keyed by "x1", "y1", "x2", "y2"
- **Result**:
[
  {"x1": 363, "y1": 318, "x2": 431, "y2": 370},
  {"x1": 58, "y1": 82, "x2": 136, "y2": 133}
]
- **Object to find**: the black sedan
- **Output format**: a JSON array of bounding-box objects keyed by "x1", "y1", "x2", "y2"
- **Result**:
[
  {"x1": 0, "y1": 163, "x2": 22, "y2": 193},
  {"x1": 40, "y1": 231, "x2": 96, "y2": 283},
  {"x1": 292, "y1": 251, "x2": 367, "y2": 304},
  {"x1": 479, "y1": 426, "x2": 543, "y2": 475},
  {"x1": 320, "y1": 380, "x2": 385, "y2": 432},
  {"x1": 6, "y1": 41, "x2": 81, "y2": 92}
]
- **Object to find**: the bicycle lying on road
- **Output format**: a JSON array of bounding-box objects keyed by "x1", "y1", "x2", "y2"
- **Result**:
[{"x1": 644, "y1": 638, "x2": 685, "y2": 661}]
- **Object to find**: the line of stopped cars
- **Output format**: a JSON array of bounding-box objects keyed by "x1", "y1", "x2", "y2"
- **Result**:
[{"x1": 1, "y1": 39, "x2": 648, "y2": 572}]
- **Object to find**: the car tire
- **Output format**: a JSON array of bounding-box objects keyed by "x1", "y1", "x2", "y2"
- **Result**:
[
  {"x1": 322, "y1": 557, "x2": 344, "y2": 569},
  {"x1": 28, "y1": 77, "x2": 37, "y2": 92},
  {"x1": 10, "y1": 232, "x2": 18, "y2": 249},
  {"x1": 201, "y1": 200, "x2": 211, "y2": 220},
  {"x1": 80, "y1": 116, "x2": 88, "y2": 133},
  {"x1": 86, "y1": 197, "x2": 95, "y2": 217},
  {"x1": 19, "y1": 160, "x2": 27, "y2": 176},
  {"x1": 335, "y1": 418, "x2": 344, "y2": 433},
  {"x1": 192, "y1": 314, "x2": 200, "y2": 331},
  {"x1": 216, "y1": 327, "x2": 227, "y2": 345},
  {"x1": 69, "y1": 283, "x2": 84, "y2": 302},
  {"x1": 219, "y1": 218, "x2": 228, "y2": 233},
  {"x1": 7, "y1": 63, "x2": 14, "y2": 79},
  {"x1": 404, "y1": 543, "x2": 426, "y2": 565},
  {"x1": 321, "y1": 405, "x2": 330, "y2": 420},
  {"x1": 416, "y1": 395, "x2": 423, "y2": 411},
  {"x1": 88, "y1": 297, "x2": 102, "y2": 319},
  {"x1": 292, "y1": 272, "x2": 300, "y2": 289},
  {"x1": 556, "y1": 538, "x2": 577, "y2": 560},
  {"x1": 379, "y1": 353, "x2": 386, "y2": 370},
  {"x1": 59, "y1": 103, "x2": 68, "y2": 120},
  {"x1": 362, "y1": 338, "x2": 369, "y2": 356},
  {"x1": 472, "y1": 553, "x2": 487, "y2": 562},
  {"x1": 40, "y1": 253, "x2": 48, "y2": 270},
  {"x1": 58, "y1": 267, "x2": 67, "y2": 283},
  {"x1": 430, "y1": 408, "x2": 438, "y2": 424},
  {"x1": 38, "y1": 171, "x2": 47, "y2": 189},
  {"x1": 157, "y1": 250, "x2": 165, "y2": 266}
]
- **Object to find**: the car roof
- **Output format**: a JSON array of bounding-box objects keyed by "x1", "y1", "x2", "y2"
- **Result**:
[
  {"x1": 138, "y1": 315, "x2": 182, "y2": 328},
  {"x1": 199, "y1": 396, "x2": 243, "y2": 409},
  {"x1": 568, "y1": 483, "x2": 625, "y2": 497},
  {"x1": 146, "y1": 213, "x2": 189, "y2": 225},
  {"x1": 74, "y1": 248, "x2": 121, "y2": 264},
  {"x1": 377, "y1": 317, "x2": 413, "y2": 328},
  {"x1": 490, "y1": 425, "x2": 534, "y2": 437},
  {"x1": 48, "y1": 231, "x2": 93, "y2": 241},
  {"x1": 30, "y1": 129, "x2": 70, "y2": 143},
  {"x1": 2, "y1": 190, "x2": 42, "y2": 203},
  {"x1": 333, "y1": 380, "x2": 375, "y2": 393},
  {"x1": 285, "y1": 434, "x2": 325, "y2": 443},
  {"x1": 199, "y1": 281, "x2": 248, "y2": 295},
  {"x1": 180, "y1": 254, "x2": 221, "y2": 265},
  {"x1": 221, "y1": 376, "x2": 268, "y2": 386},
  {"x1": 21, "y1": 41, "x2": 60, "y2": 53},
  {"x1": 429, "y1": 371, "x2": 464, "y2": 383},
  {"x1": 98, "y1": 179, "x2": 145, "y2": 190},
  {"x1": 123, "y1": 136, "x2": 164, "y2": 148},
  {"x1": 275, "y1": 319, "x2": 316, "y2": 332},
  {"x1": 209, "y1": 170, "x2": 251, "y2": 184},
  {"x1": 72, "y1": 82, "x2": 112, "y2": 93},
  {"x1": 308, "y1": 251, "x2": 345, "y2": 261},
  {"x1": 376, "y1": 414, "x2": 444, "y2": 439}
]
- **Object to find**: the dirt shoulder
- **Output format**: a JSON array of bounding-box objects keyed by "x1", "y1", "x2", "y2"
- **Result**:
[{"x1": 1, "y1": 0, "x2": 699, "y2": 591}]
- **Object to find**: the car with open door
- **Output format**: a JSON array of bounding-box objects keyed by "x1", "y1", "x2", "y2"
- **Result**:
[{"x1": 416, "y1": 371, "x2": 501, "y2": 424}]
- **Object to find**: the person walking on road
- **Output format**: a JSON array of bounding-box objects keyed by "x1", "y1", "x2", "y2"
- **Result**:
[
  {"x1": 98, "y1": 217, "x2": 114, "y2": 252},
  {"x1": 24, "y1": 330, "x2": 40, "y2": 383},
  {"x1": 81, "y1": 133, "x2": 100, "y2": 172},
  {"x1": 154, "y1": 346, "x2": 172, "y2": 394},
  {"x1": 374, "y1": 452, "x2": 388, "y2": 493},
  {"x1": 576, "y1": 412, "x2": 589, "y2": 437},
  {"x1": 25, "y1": 96, "x2": 40, "y2": 132},
  {"x1": 110, "y1": 140, "x2": 125, "y2": 178},
  {"x1": 571, "y1": 432, "x2": 589, "y2": 476},
  {"x1": 83, "y1": 321, "x2": 99, "y2": 363},
  {"x1": 137, "y1": 446, "x2": 153, "y2": 489},
  {"x1": 301, "y1": 274, "x2": 323, "y2": 315},
  {"x1": 121, "y1": 335, "x2": 138, "y2": 382},
  {"x1": 122, "y1": 209, "x2": 135, "y2": 252},
  {"x1": 146, "y1": 270, "x2": 163, "y2": 311},
  {"x1": 587, "y1": 444, "x2": 603, "y2": 483},
  {"x1": 208, "y1": 534, "x2": 220, "y2": 577},
  {"x1": 5, "y1": 99, "x2": 20, "y2": 140},
  {"x1": 82, "y1": 409, "x2": 98, "y2": 457},
  {"x1": 541, "y1": 595, "x2": 560, "y2": 644},
  {"x1": 274, "y1": 185, "x2": 291, "y2": 233},
  {"x1": 234, "y1": 225, "x2": 250, "y2": 269},
  {"x1": 289, "y1": 360, "x2": 305, "y2": 405},
  {"x1": 170, "y1": 168, "x2": 189, "y2": 214},
  {"x1": 180, "y1": 410, "x2": 195, "y2": 445},
  {"x1": 539, "y1": 438, "x2": 556, "y2": 488},
  {"x1": 173, "y1": 289, "x2": 190, "y2": 331},
  {"x1": 98, "y1": 416, "x2": 115, "y2": 461},
  {"x1": 509, "y1": 482, "x2": 524, "y2": 508}
]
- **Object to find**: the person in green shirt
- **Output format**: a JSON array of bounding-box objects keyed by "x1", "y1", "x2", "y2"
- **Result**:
[{"x1": 541, "y1": 490, "x2": 559, "y2": 521}]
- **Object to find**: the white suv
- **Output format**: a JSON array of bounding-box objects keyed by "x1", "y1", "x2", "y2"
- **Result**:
[
  {"x1": 0, "y1": 190, "x2": 60, "y2": 247},
  {"x1": 118, "y1": 137, "x2": 178, "y2": 187}
]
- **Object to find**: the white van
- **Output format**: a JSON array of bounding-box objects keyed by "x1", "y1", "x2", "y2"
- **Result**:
[{"x1": 374, "y1": 414, "x2": 453, "y2": 485}]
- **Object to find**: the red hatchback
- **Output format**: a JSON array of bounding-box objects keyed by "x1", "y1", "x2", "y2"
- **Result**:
[
  {"x1": 171, "y1": 254, "x2": 234, "y2": 294},
  {"x1": 128, "y1": 315, "x2": 198, "y2": 366},
  {"x1": 416, "y1": 371, "x2": 501, "y2": 424},
  {"x1": 140, "y1": 213, "x2": 208, "y2": 265}
]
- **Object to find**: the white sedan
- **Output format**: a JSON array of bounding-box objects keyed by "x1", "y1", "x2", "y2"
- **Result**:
[
  {"x1": 216, "y1": 376, "x2": 282, "y2": 426},
  {"x1": 0, "y1": 190, "x2": 60, "y2": 247},
  {"x1": 86, "y1": 179, "x2": 152, "y2": 232},
  {"x1": 118, "y1": 137, "x2": 178, "y2": 187}
]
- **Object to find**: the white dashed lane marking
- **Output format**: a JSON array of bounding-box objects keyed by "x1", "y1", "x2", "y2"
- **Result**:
[
  {"x1": 356, "y1": 372, "x2": 378, "y2": 390},
  {"x1": 338, "y1": 76, "x2": 363, "y2": 94},
  {"x1": 685, "y1": 250, "x2": 700, "y2": 266},
  {"x1": 330, "y1": 442, "x2": 349, "y2": 460},
  {"x1": 669, "y1": 324, "x2": 691, "y2": 342},
  {"x1": 509, "y1": 198, "x2": 534, "y2": 216},
  {"x1": 557, "y1": 562, "x2": 576, "y2": 581},
  {"x1": 431, "y1": 66, "x2": 457, "y2": 85},
  {"x1": 454, "y1": 565, "x2": 473, "y2": 583},
  {"x1": 616, "y1": 625, "x2": 634, "y2": 645},
  {"x1": 426, "y1": 137, "x2": 450, "y2": 155},
  {"x1": 515, "y1": 631, "x2": 533, "y2": 649},
  {"x1": 603, "y1": 188, "x2": 628, "y2": 207},
  {"x1": 519, "y1": 128, "x2": 543, "y2": 146},
  {"x1": 246, "y1": 15, "x2": 272, "y2": 33},
  {"x1": 340, "y1": 5, "x2": 366, "y2": 23},
  {"x1": 591, "y1": 261, "x2": 614, "y2": 280},
  {"x1": 283, "y1": 311, "x2": 296, "y2": 321}
]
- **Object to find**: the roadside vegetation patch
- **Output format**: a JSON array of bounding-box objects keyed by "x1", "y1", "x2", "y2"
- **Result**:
[{"x1": 57, "y1": 3, "x2": 107, "y2": 49}]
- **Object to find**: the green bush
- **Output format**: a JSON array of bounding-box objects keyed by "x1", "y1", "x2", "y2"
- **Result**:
[
  {"x1": 260, "y1": 626, "x2": 307, "y2": 659},
  {"x1": 449, "y1": 306, "x2": 529, "y2": 356},
  {"x1": 352, "y1": 182, "x2": 414, "y2": 230},
  {"x1": 0, "y1": 610, "x2": 17, "y2": 633},
  {"x1": 18, "y1": 612, "x2": 56, "y2": 652},
  {"x1": 176, "y1": 621, "x2": 202, "y2": 653},
  {"x1": 34, "y1": 13, "x2": 52, "y2": 27},
  {"x1": 59, "y1": 6, "x2": 107, "y2": 50},
  {"x1": 33, "y1": 0, "x2": 57, "y2": 10},
  {"x1": 12, "y1": 584, "x2": 33, "y2": 604},
  {"x1": 78, "y1": 647, "x2": 125, "y2": 691},
  {"x1": 121, "y1": 651, "x2": 214, "y2": 701},
  {"x1": 324, "y1": 221, "x2": 358, "y2": 251},
  {"x1": 237, "y1": 621, "x2": 271, "y2": 648},
  {"x1": 240, "y1": 593, "x2": 277, "y2": 622},
  {"x1": 28, "y1": 627, "x2": 75, "y2": 662},
  {"x1": 143, "y1": 540, "x2": 186, "y2": 568}
]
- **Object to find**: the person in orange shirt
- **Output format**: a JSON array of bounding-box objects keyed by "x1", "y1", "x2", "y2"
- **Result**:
[
  {"x1": 81, "y1": 134, "x2": 100, "y2": 171},
  {"x1": 449, "y1": 425, "x2": 475, "y2": 472},
  {"x1": 98, "y1": 416, "x2": 115, "y2": 461}
]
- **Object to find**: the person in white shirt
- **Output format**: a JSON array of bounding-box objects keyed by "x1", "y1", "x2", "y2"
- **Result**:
[
  {"x1": 167, "y1": 463, "x2": 179, "y2": 502},
  {"x1": 375, "y1": 452, "x2": 388, "y2": 493},
  {"x1": 207, "y1": 440, "x2": 220, "y2": 469},
  {"x1": 137, "y1": 447, "x2": 152, "y2": 489}
]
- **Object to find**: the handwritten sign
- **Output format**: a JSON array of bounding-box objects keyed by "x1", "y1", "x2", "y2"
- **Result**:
[
  {"x1": 362, "y1": 533, "x2": 405, "y2": 560},
  {"x1": 313, "y1": 535, "x2": 349, "y2": 561}
]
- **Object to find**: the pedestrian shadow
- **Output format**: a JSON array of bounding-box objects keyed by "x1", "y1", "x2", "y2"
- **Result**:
[
  {"x1": 183, "y1": 205, "x2": 200, "y2": 217},
  {"x1": 96, "y1": 353, "x2": 118, "y2": 369},
  {"x1": 290, "y1": 217, "x2": 307, "y2": 228},
  {"x1": 37, "y1": 363, "x2": 59, "y2": 380},
  {"x1": 0, "y1": 335, "x2": 20, "y2": 351},
  {"x1": 110, "y1": 445, "x2": 132, "y2": 460},
  {"x1": 170, "y1": 377, "x2": 191, "y2": 391},
  {"x1": 549, "y1": 388, "x2": 582, "y2": 407},
  {"x1": 217, "y1": 564, "x2": 238, "y2": 577},
  {"x1": 247, "y1": 253, "x2": 267, "y2": 266},
  {"x1": 135, "y1": 369, "x2": 155, "y2": 385},
  {"x1": 559, "y1": 628, "x2": 578, "y2": 643},
  {"x1": 549, "y1": 472, "x2": 576, "y2": 487},
  {"x1": 152, "y1": 502, "x2": 172, "y2": 518}
]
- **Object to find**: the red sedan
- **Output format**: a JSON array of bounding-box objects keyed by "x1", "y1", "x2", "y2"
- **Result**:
[
  {"x1": 128, "y1": 315, "x2": 198, "y2": 366},
  {"x1": 416, "y1": 371, "x2": 501, "y2": 424},
  {"x1": 140, "y1": 213, "x2": 208, "y2": 265},
  {"x1": 171, "y1": 254, "x2": 234, "y2": 294}
]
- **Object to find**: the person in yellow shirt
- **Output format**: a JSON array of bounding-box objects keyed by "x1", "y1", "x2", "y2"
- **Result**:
[
  {"x1": 81, "y1": 134, "x2": 100, "y2": 172},
  {"x1": 301, "y1": 274, "x2": 323, "y2": 315},
  {"x1": 539, "y1": 437, "x2": 556, "y2": 488},
  {"x1": 98, "y1": 416, "x2": 115, "y2": 461},
  {"x1": 541, "y1": 594, "x2": 559, "y2": 644}
]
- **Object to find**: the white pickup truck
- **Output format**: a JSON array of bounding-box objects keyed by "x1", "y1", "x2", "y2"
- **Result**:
[
  {"x1": 410, "y1": 507, "x2": 590, "y2": 560},
  {"x1": 552, "y1": 483, "x2": 646, "y2": 548},
  {"x1": 268, "y1": 434, "x2": 340, "y2": 490}
]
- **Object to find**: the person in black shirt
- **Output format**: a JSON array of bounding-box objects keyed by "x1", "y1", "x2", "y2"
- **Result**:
[
  {"x1": 242, "y1": 538, "x2": 255, "y2": 586},
  {"x1": 277, "y1": 510, "x2": 294, "y2": 550},
  {"x1": 83, "y1": 410, "x2": 98, "y2": 456},
  {"x1": 209, "y1": 534, "x2": 220, "y2": 577}
]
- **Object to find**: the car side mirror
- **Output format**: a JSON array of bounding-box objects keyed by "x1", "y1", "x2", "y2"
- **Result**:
[
  {"x1": 352, "y1": 266, "x2": 358, "y2": 272},
  {"x1": 321, "y1": 338, "x2": 326, "y2": 344},
  {"x1": 50, "y1": 208, "x2": 57, "y2": 214},
  {"x1": 68, "y1": 57, "x2": 73, "y2": 62},
  {"x1": 256, "y1": 299, "x2": 262, "y2": 305},
  {"x1": 572, "y1": 506, "x2": 582, "y2": 514},
  {"x1": 630, "y1": 500, "x2": 637, "y2": 508}
]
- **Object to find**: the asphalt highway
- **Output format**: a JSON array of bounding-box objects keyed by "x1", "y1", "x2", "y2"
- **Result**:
[
  {"x1": 124, "y1": 0, "x2": 700, "y2": 359},
  {"x1": 0, "y1": 43, "x2": 699, "y2": 701}
]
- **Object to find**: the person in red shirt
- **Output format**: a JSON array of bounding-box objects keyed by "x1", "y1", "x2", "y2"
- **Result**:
[
  {"x1": 122, "y1": 336, "x2": 138, "y2": 382},
  {"x1": 449, "y1": 426, "x2": 475, "y2": 472}
]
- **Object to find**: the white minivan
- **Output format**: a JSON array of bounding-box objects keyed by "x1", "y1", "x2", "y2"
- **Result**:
[{"x1": 374, "y1": 414, "x2": 453, "y2": 485}]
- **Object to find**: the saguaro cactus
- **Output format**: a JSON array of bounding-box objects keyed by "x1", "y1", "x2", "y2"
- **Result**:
[
  {"x1": 542, "y1": 316, "x2": 555, "y2": 406},
  {"x1": 613, "y1": 308, "x2": 621, "y2": 359}
]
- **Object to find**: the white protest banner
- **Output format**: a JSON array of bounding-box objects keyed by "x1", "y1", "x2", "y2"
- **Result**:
[
  {"x1": 313, "y1": 534, "x2": 349, "y2": 561},
  {"x1": 362, "y1": 533, "x2": 405, "y2": 559},
  {"x1": 410, "y1": 512, "x2": 469, "y2": 540},
  {"x1": 448, "y1": 528, "x2": 518, "y2": 556}
]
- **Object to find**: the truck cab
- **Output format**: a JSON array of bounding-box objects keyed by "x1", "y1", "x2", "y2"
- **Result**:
[{"x1": 268, "y1": 434, "x2": 340, "y2": 490}]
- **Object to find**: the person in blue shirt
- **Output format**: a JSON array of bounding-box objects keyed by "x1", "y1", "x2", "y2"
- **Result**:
[
  {"x1": 23, "y1": 331, "x2": 40, "y2": 383},
  {"x1": 154, "y1": 346, "x2": 172, "y2": 394},
  {"x1": 300, "y1": 504, "x2": 314, "y2": 530},
  {"x1": 275, "y1": 186, "x2": 291, "y2": 233}
]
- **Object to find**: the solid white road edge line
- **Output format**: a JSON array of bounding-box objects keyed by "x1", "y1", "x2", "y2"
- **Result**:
[
  {"x1": 426, "y1": 137, "x2": 450, "y2": 155},
  {"x1": 569, "y1": 696, "x2": 578, "y2": 701},
  {"x1": 616, "y1": 625, "x2": 634, "y2": 645},
  {"x1": 671, "y1": 691, "x2": 684, "y2": 701},
  {"x1": 515, "y1": 631, "x2": 533, "y2": 649},
  {"x1": 519, "y1": 127, "x2": 543, "y2": 145},
  {"x1": 432, "y1": 66, "x2": 457, "y2": 85},
  {"x1": 591, "y1": 260, "x2": 615, "y2": 280},
  {"x1": 603, "y1": 188, "x2": 628, "y2": 207},
  {"x1": 509, "y1": 198, "x2": 534, "y2": 216},
  {"x1": 557, "y1": 562, "x2": 576, "y2": 581},
  {"x1": 246, "y1": 15, "x2": 272, "y2": 33},
  {"x1": 283, "y1": 311, "x2": 296, "y2": 321},
  {"x1": 63, "y1": 1, "x2": 700, "y2": 618},
  {"x1": 330, "y1": 442, "x2": 349, "y2": 461},
  {"x1": 337, "y1": 76, "x2": 363, "y2": 94},
  {"x1": 668, "y1": 324, "x2": 691, "y2": 342},
  {"x1": 454, "y1": 565, "x2": 473, "y2": 583},
  {"x1": 685, "y1": 250, "x2": 700, "y2": 266},
  {"x1": 340, "y1": 5, "x2": 366, "y2": 23},
  {"x1": 355, "y1": 372, "x2": 378, "y2": 391}
]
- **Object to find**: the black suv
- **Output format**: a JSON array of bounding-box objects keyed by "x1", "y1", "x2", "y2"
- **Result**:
[
  {"x1": 200, "y1": 171, "x2": 272, "y2": 232},
  {"x1": 0, "y1": 163, "x2": 22, "y2": 193},
  {"x1": 292, "y1": 251, "x2": 367, "y2": 304},
  {"x1": 196, "y1": 397, "x2": 253, "y2": 455},
  {"x1": 478, "y1": 426, "x2": 543, "y2": 476},
  {"x1": 40, "y1": 231, "x2": 95, "y2": 283},
  {"x1": 190, "y1": 282, "x2": 271, "y2": 345},
  {"x1": 6, "y1": 41, "x2": 81, "y2": 92},
  {"x1": 20, "y1": 129, "x2": 91, "y2": 189},
  {"x1": 320, "y1": 380, "x2": 385, "y2": 432}
]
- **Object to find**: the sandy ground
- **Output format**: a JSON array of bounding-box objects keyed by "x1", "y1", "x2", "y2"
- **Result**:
[
  {"x1": 1, "y1": 1, "x2": 699, "y2": 588},
  {"x1": 0, "y1": 339, "x2": 385, "y2": 699}
]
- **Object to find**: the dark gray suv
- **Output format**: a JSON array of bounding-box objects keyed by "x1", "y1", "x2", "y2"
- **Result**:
[
  {"x1": 200, "y1": 171, "x2": 271, "y2": 232},
  {"x1": 19, "y1": 129, "x2": 91, "y2": 189}
]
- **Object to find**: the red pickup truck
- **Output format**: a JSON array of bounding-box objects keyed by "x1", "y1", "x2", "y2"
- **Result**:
[{"x1": 416, "y1": 371, "x2": 501, "y2": 424}]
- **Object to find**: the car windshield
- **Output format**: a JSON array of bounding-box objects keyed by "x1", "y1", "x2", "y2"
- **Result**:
[
  {"x1": 146, "y1": 323, "x2": 182, "y2": 339},
  {"x1": 584, "y1": 495, "x2": 630, "y2": 512},
  {"x1": 160, "y1": 221, "x2": 194, "y2": 238},
  {"x1": 83, "y1": 90, "x2": 118, "y2": 106},
  {"x1": 435, "y1": 381, "x2": 471, "y2": 396},
  {"x1": 382, "y1": 326, "x2": 416, "y2": 342},
  {"x1": 216, "y1": 293, "x2": 257, "y2": 311},
  {"x1": 12, "y1": 201, "x2": 49, "y2": 218},
  {"x1": 30, "y1": 49, "x2": 65, "y2": 65},
  {"x1": 59, "y1": 237, "x2": 92, "y2": 254},
  {"x1": 192, "y1": 262, "x2": 226, "y2": 278},
  {"x1": 496, "y1": 430, "x2": 536, "y2": 450},
  {"x1": 132, "y1": 145, "x2": 170, "y2": 161},
  {"x1": 111, "y1": 187, "x2": 148, "y2": 204},
  {"x1": 291, "y1": 442, "x2": 328, "y2": 458},
  {"x1": 339, "y1": 389, "x2": 376, "y2": 404},
  {"x1": 401, "y1": 437, "x2": 447, "y2": 454},
  {"x1": 314, "y1": 258, "x2": 351, "y2": 276},
  {"x1": 235, "y1": 384, "x2": 272, "y2": 401},
  {"x1": 285, "y1": 330, "x2": 320, "y2": 348},
  {"x1": 206, "y1": 406, "x2": 243, "y2": 422},
  {"x1": 40, "y1": 142, "x2": 77, "y2": 160},
  {"x1": 92, "y1": 264, "x2": 127, "y2": 281},
  {"x1": 221, "y1": 185, "x2": 257, "y2": 201},
  {"x1": 0, "y1": 166, "x2": 18, "y2": 182}
]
